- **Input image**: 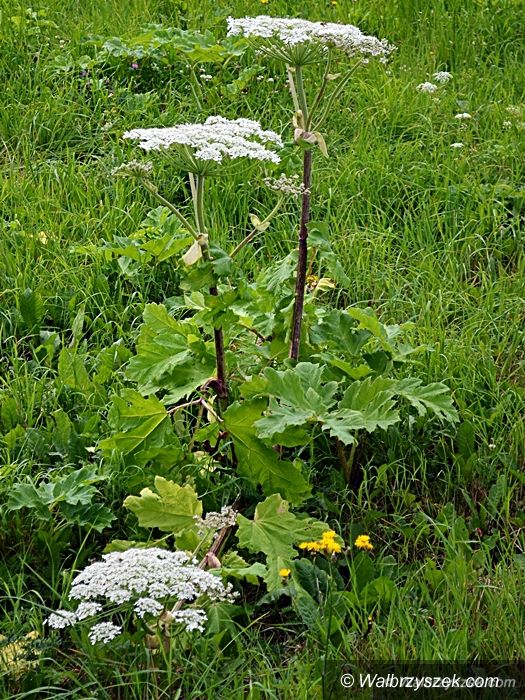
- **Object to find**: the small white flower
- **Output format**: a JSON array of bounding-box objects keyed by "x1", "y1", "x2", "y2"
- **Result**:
[
  {"x1": 416, "y1": 82, "x2": 438, "y2": 94},
  {"x1": 75, "y1": 602, "x2": 103, "y2": 620},
  {"x1": 200, "y1": 74, "x2": 213, "y2": 81},
  {"x1": 450, "y1": 142, "x2": 464, "y2": 148},
  {"x1": 433, "y1": 71, "x2": 452, "y2": 83},
  {"x1": 88, "y1": 622, "x2": 122, "y2": 645},
  {"x1": 171, "y1": 609, "x2": 208, "y2": 632},
  {"x1": 502, "y1": 120, "x2": 512, "y2": 128},
  {"x1": 134, "y1": 597, "x2": 164, "y2": 618},
  {"x1": 455, "y1": 112, "x2": 472, "y2": 120},
  {"x1": 46, "y1": 610, "x2": 77, "y2": 629},
  {"x1": 196, "y1": 506, "x2": 238, "y2": 535}
]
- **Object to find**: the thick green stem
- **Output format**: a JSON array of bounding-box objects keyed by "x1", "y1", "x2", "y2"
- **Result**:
[
  {"x1": 143, "y1": 180, "x2": 198, "y2": 239},
  {"x1": 307, "y1": 49, "x2": 332, "y2": 130},
  {"x1": 286, "y1": 65, "x2": 301, "y2": 113},
  {"x1": 294, "y1": 65, "x2": 309, "y2": 126},
  {"x1": 289, "y1": 147, "x2": 312, "y2": 360},
  {"x1": 315, "y1": 61, "x2": 363, "y2": 131},
  {"x1": 193, "y1": 175, "x2": 228, "y2": 409}
]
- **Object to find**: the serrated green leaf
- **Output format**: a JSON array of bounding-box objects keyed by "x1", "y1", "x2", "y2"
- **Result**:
[
  {"x1": 255, "y1": 363, "x2": 338, "y2": 440},
  {"x1": 60, "y1": 502, "x2": 115, "y2": 532},
  {"x1": 346, "y1": 307, "x2": 389, "y2": 345},
  {"x1": 124, "y1": 476, "x2": 202, "y2": 533},
  {"x1": 99, "y1": 389, "x2": 172, "y2": 457},
  {"x1": 141, "y1": 233, "x2": 194, "y2": 262},
  {"x1": 236, "y1": 494, "x2": 328, "y2": 591},
  {"x1": 293, "y1": 558, "x2": 330, "y2": 599},
  {"x1": 218, "y1": 551, "x2": 267, "y2": 584},
  {"x1": 223, "y1": 401, "x2": 311, "y2": 504},
  {"x1": 393, "y1": 378, "x2": 459, "y2": 422},
  {"x1": 310, "y1": 309, "x2": 370, "y2": 357},
  {"x1": 322, "y1": 377, "x2": 400, "y2": 443},
  {"x1": 126, "y1": 304, "x2": 215, "y2": 403}
]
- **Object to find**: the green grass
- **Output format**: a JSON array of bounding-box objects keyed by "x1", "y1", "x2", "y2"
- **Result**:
[{"x1": 1, "y1": 0, "x2": 524, "y2": 697}]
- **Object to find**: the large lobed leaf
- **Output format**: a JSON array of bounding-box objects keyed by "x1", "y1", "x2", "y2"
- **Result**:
[
  {"x1": 236, "y1": 494, "x2": 328, "y2": 591},
  {"x1": 126, "y1": 303, "x2": 215, "y2": 403},
  {"x1": 223, "y1": 400, "x2": 311, "y2": 505},
  {"x1": 124, "y1": 476, "x2": 202, "y2": 533}
]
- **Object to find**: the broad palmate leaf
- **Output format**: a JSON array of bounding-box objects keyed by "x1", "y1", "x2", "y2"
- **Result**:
[
  {"x1": 236, "y1": 494, "x2": 328, "y2": 591},
  {"x1": 124, "y1": 476, "x2": 202, "y2": 533},
  {"x1": 99, "y1": 389, "x2": 173, "y2": 457},
  {"x1": 126, "y1": 303, "x2": 215, "y2": 403},
  {"x1": 255, "y1": 363, "x2": 338, "y2": 440}
]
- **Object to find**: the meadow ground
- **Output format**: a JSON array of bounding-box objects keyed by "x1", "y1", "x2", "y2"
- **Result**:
[{"x1": 1, "y1": 0, "x2": 524, "y2": 697}]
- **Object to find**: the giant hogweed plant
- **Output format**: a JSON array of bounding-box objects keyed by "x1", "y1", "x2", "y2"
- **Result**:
[
  {"x1": 54, "y1": 17, "x2": 460, "y2": 649},
  {"x1": 102, "y1": 17, "x2": 457, "y2": 504}
]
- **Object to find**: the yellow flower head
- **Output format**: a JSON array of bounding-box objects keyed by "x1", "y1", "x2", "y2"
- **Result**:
[
  {"x1": 260, "y1": 0, "x2": 269, "y2": 4},
  {"x1": 298, "y1": 529, "x2": 343, "y2": 555},
  {"x1": 354, "y1": 534, "x2": 373, "y2": 551},
  {"x1": 279, "y1": 568, "x2": 291, "y2": 578}
]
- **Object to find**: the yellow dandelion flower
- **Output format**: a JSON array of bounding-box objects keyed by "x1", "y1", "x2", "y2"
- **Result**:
[
  {"x1": 260, "y1": 0, "x2": 269, "y2": 4},
  {"x1": 279, "y1": 568, "x2": 291, "y2": 578},
  {"x1": 354, "y1": 534, "x2": 373, "y2": 551},
  {"x1": 298, "y1": 530, "x2": 343, "y2": 555}
]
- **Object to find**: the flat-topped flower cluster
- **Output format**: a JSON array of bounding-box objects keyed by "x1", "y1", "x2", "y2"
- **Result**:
[
  {"x1": 123, "y1": 116, "x2": 282, "y2": 164},
  {"x1": 227, "y1": 16, "x2": 394, "y2": 58},
  {"x1": 47, "y1": 548, "x2": 235, "y2": 643}
]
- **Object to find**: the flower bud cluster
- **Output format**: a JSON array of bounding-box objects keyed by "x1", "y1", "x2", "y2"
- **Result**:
[
  {"x1": 263, "y1": 173, "x2": 308, "y2": 197},
  {"x1": 123, "y1": 116, "x2": 282, "y2": 164},
  {"x1": 111, "y1": 160, "x2": 154, "y2": 179},
  {"x1": 195, "y1": 506, "x2": 238, "y2": 536},
  {"x1": 47, "y1": 548, "x2": 235, "y2": 644}
]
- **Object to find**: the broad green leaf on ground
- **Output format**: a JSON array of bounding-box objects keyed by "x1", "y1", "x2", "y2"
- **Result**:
[
  {"x1": 19, "y1": 288, "x2": 44, "y2": 330},
  {"x1": 236, "y1": 494, "x2": 328, "y2": 591},
  {"x1": 6, "y1": 467, "x2": 112, "y2": 529},
  {"x1": 223, "y1": 400, "x2": 311, "y2": 505},
  {"x1": 99, "y1": 389, "x2": 173, "y2": 457},
  {"x1": 126, "y1": 303, "x2": 215, "y2": 402},
  {"x1": 57, "y1": 347, "x2": 92, "y2": 394},
  {"x1": 346, "y1": 307, "x2": 391, "y2": 347},
  {"x1": 255, "y1": 363, "x2": 338, "y2": 440},
  {"x1": 60, "y1": 502, "x2": 115, "y2": 532},
  {"x1": 124, "y1": 476, "x2": 202, "y2": 533}
]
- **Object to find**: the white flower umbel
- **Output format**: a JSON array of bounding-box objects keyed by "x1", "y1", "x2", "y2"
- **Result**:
[
  {"x1": 88, "y1": 622, "x2": 122, "y2": 645},
  {"x1": 433, "y1": 71, "x2": 453, "y2": 83},
  {"x1": 416, "y1": 81, "x2": 438, "y2": 94},
  {"x1": 123, "y1": 116, "x2": 282, "y2": 173},
  {"x1": 46, "y1": 548, "x2": 235, "y2": 644},
  {"x1": 227, "y1": 16, "x2": 394, "y2": 61},
  {"x1": 455, "y1": 112, "x2": 472, "y2": 120},
  {"x1": 450, "y1": 142, "x2": 464, "y2": 148}
]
